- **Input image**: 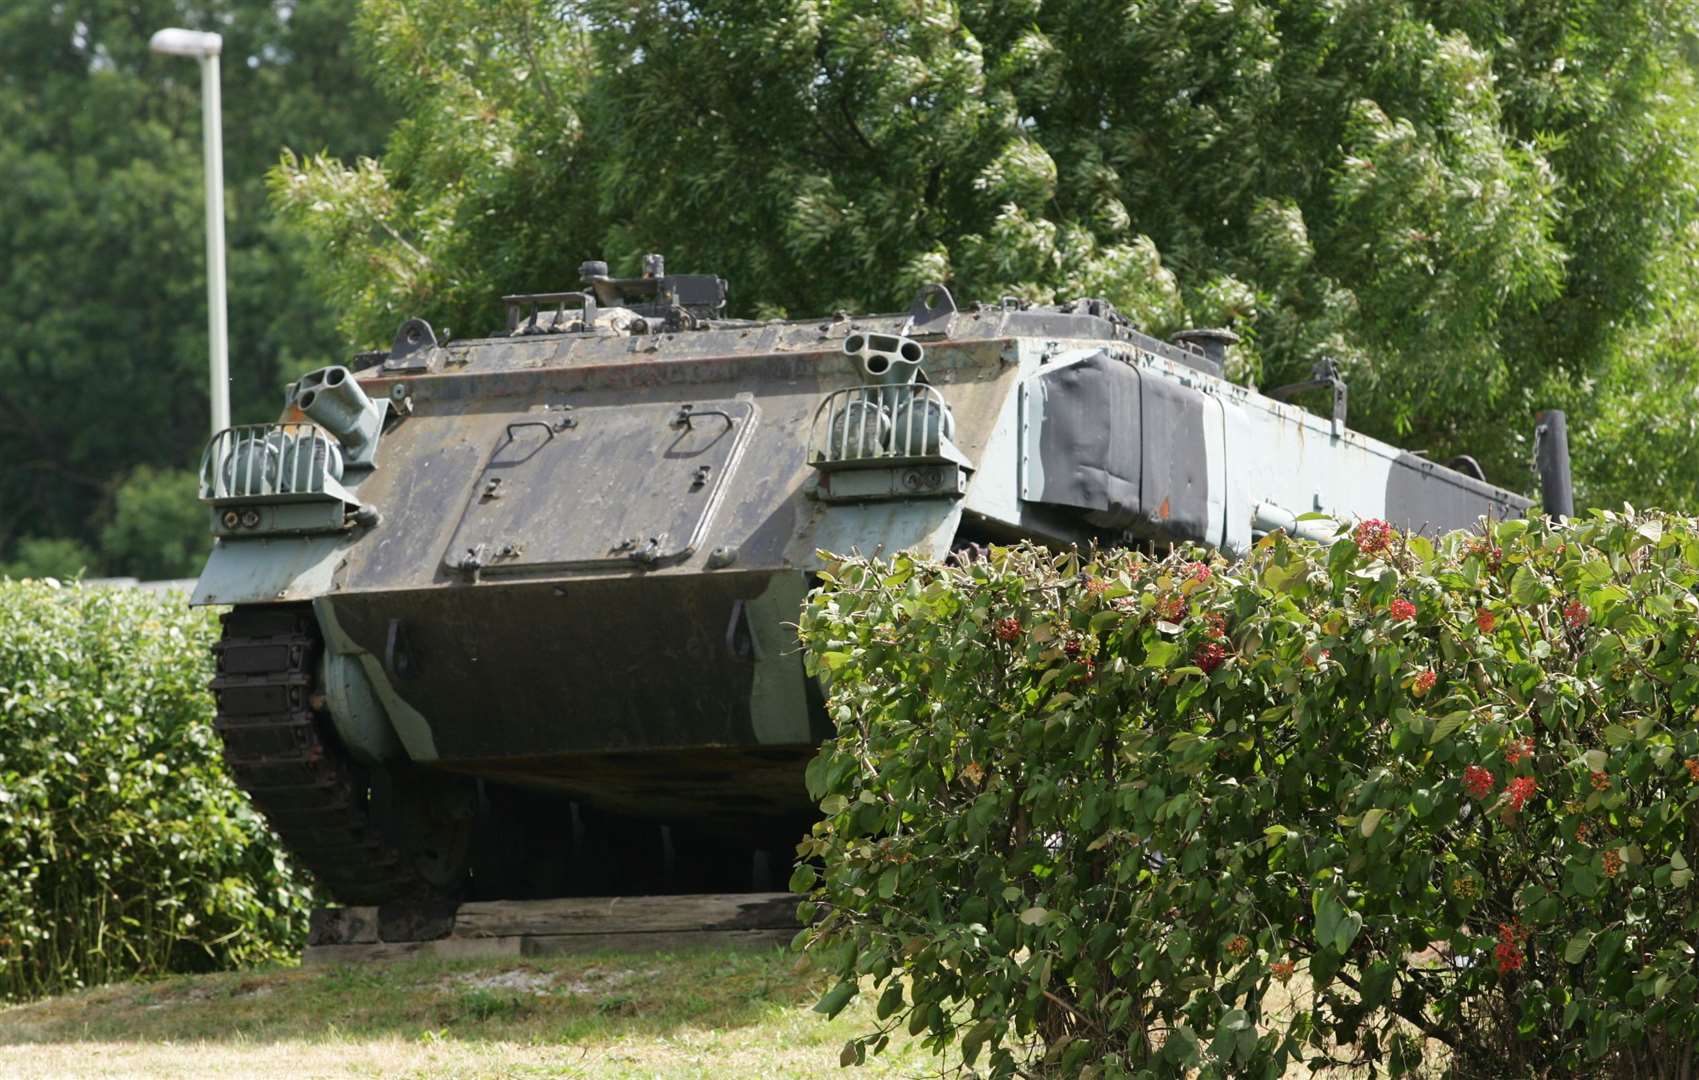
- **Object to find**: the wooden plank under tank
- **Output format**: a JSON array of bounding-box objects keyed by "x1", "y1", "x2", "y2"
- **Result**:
[{"x1": 302, "y1": 892, "x2": 801, "y2": 965}]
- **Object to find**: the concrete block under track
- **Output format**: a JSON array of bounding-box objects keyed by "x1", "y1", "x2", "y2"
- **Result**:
[{"x1": 302, "y1": 892, "x2": 802, "y2": 965}]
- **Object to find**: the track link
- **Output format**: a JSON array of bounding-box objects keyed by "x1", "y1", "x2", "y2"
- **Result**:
[{"x1": 211, "y1": 604, "x2": 428, "y2": 905}]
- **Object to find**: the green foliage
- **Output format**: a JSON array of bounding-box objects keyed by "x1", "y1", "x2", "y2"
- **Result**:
[
  {"x1": 798, "y1": 516, "x2": 1699, "y2": 1076},
  {"x1": 0, "y1": 0, "x2": 396, "y2": 560},
  {"x1": 99, "y1": 466, "x2": 211, "y2": 581},
  {"x1": 271, "y1": 0, "x2": 596, "y2": 348},
  {"x1": 0, "y1": 537, "x2": 97, "y2": 581},
  {"x1": 0, "y1": 581, "x2": 310, "y2": 1001},
  {"x1": 276, "y1": 0, "x2": 1699, "y2": 506}
]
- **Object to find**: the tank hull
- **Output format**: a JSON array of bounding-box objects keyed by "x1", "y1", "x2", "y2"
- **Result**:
[{"x1": 193, "y1": 280, "x2": 1536, "y2": 902}]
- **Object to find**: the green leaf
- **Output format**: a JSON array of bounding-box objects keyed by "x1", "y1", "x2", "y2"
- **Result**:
[
  {"x1": 1143, "y1": 640, "x2": 1180, "y2": 668},
  {"x1": 1495, "y1": 519, "x2": 1530, "y2": 543},
  {"x1": 1577, "y1": 558, "x2": 1613, "y2": 587},
  {"x1": 1564, "y1": 931, "x2": 1594, "y2": 963},
  {"x1": 1360, "y1": 808, "x2": 1387, "y2": 837},
  {"x1": 1429, "y1": 712, "x2": 1468, "y2": 745},
  {"x1": 1333, "y1": 910, "x2": 1363, "y2": 953},
  {"x1": 788, "y1": 863, "x2": 817, "y2": 893},
  {"x1": 814, "y1": 980, "x2": 857, "y2": 1018},
  {"x1": 1587, "y1": 1020, "x2": 1610, "y2": 1060},
  {"x1": 1020, "y1": 906, "x2": 1051, "y2": 926},
  {"x1": 876, "y1": 981, "x2": 905, "y2": 1021},
  {"x1": 877, "y1": 867, "x2": 899, "y2": 899},
  {"x1": 1314, "y1": 894, "x2": 1340, "y2": 948},
  {"x1": 960, "y1": 1018, "x2": 998, "y2": 1065},
  {"x1": 1328, "y1": 538, "x2": 1360, "y2": 579},
  {"x1": 1603, "y1": 725, "x2": 1633, "y2": 747},
  {"x1": 1511, "y1": 565, "x2": 1548, "y2": 606}
]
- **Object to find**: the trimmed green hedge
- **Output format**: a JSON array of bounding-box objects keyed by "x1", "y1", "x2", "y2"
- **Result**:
[
  {"x1": 797, "y1": 513, "x2": 1699, "y2": 1078},
  {"x1": 0, "y1": 580, "x2": 309, "y2": 1001}
]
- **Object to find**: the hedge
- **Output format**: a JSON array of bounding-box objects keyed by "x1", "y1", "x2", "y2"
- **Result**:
[
  {"x1": 0, "y1": 579, "x2": 310, "y2": 1001},
  {"x1": 795, "y1": 512, "x2": 1699, "y2": 1078}
]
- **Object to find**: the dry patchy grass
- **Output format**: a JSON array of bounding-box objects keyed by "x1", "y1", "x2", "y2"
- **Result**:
[
  {"x1": 0, "y1": 947, "x2": 958, "y2": 1079},
  {"x1": 0, "y1": 947, "x2": 1450, "y2": 1078}
]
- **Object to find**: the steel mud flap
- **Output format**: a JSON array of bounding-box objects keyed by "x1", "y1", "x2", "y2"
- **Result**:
[{"x1": 443, "y1": 399, "x2": 756, "y2": 575}]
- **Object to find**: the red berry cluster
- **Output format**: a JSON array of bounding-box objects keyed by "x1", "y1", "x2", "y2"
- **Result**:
[
  {"x1": 1562, "y1": 600, "x2": 1589, "y2": 629},
  {"x1": 1389, "y1": 597, "x2": 1417, "y2": 621},
  {"x1": 1504, "y1": 737, "x2": 1534, "y2": 767},
  {"x1": 1225, "y1": 935, "x2": 1250, "y2": 958},
  {"x1": 1686, "y1": 759, "x2": 1699, "y2": 783},
  {"x1": 1412, "y1": 669, "x2": 1437, "y2": 697},
  {"x1": 1155, "y1": 594, "x2": 1187, "y2": 622},
  {"x1": 1354, "y1": 518, "x2": 1396, "y2": 555},
  {"x1": 1590, "y1": 771, "x2": 1611, "y2": 792},
  {"x1": 1189, "y1": 561, "x2": 1213, "y2": 583},
  {"x1": 1463, "y1": 765, "x2": 1496, "y2": 800},
  {"x1": 1062, "y1": 636, "x2": 1083, "y2": 660},
  {"x1": 995, "y1": 617, "x2": 1023, "y2": 643},
  {"x1": 1603, "y1": 849, "x2": 1624, "y2": 878},
  {"x1": 1574, "y1": 822, "x2": 1591, "y2": 844},
  {"x1": 1495, "y1": 921, "x2": 1528, "y2": 975},
  {"x1": 1204, "y1": 612, "x2": 1228, "y2": 640},
  {"x1": 1269, "y1": 959, "x2": 1296, "y2": 982},
  {"x1": 1507, "y1": 776, "x2": 1537, "y2": 811},
  {"x1": 1084, "y1": 576, "x2": 1111, "y2": 596},
  {"x1": 1195, "y1": 641, "x2": 1227, "y2": 673},
  {"x1": 1467, "y1": 539, "x2": 1504, "y2": 571},
  {"x1": 1475, "y1": 608, "x2": 1495, "y2": 633}
]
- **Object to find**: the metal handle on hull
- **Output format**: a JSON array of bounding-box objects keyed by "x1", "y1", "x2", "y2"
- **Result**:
[{"x1": 675, "y1": 404, "x2": 734, "y2": 431}]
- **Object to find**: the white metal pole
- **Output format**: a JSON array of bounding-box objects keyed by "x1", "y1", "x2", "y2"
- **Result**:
[{"x1": 200, "y1": 52, "x2": 230, "y2": 435}]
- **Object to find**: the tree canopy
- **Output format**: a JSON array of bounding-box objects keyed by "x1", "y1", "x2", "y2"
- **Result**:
[
  {"x1": 7, "y1": 0, "x2": 1699, "y2": 579},
  {"x1": 0, "y1": 0, "x2": 394, "y2": 576},
  {"x1": 275, "y1": 0, "x2": 1699, "y2": 510}
]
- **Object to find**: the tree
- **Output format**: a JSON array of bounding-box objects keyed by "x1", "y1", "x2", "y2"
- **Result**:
[
  {"x1": 274, "y1": 0, "x2": 1699, "y2": 511},
  {"x1": 99, "y1": 466, "x2": 209, "y2": 580},
  {"x1": 0, "y1": 538, "x2": 98, "y2": 581},
  {"x1": 0, "y1": 0, "x2": 395, "y2": 569}
]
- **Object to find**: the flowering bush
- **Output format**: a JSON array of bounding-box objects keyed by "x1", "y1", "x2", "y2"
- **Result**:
[{"x1": 795, "y1": 511, "x2": 1699, "y2": 1077}]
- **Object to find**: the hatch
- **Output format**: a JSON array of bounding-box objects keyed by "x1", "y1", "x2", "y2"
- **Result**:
[{"x1": 443, "y1": 399, "x2": 756, "y2": 576}]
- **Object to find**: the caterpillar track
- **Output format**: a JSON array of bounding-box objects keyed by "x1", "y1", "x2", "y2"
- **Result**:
[{"x1": 210, "y1": 604, "x2": 443, "y2": 906}]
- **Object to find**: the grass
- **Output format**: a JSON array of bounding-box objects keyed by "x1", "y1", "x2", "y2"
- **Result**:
[
  {"x1": 0, "y1": 947, "x2": 1453, "y2": 1078},
  {"x1": 0, "y1": 947, "x2": 960, "y2": 1079}
]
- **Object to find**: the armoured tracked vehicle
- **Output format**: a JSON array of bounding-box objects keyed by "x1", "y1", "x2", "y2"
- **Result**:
[{"x1": 194, "y1": 257, "x2": 1563, "y2": 907}]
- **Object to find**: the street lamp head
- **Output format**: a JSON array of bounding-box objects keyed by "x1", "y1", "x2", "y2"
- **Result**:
[{"x1": 149, "y1": 28, "x2": 222, "y2": 58}]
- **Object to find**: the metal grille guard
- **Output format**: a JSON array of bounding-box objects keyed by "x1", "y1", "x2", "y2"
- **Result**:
[
  {"x1": 807, "y1": 384, "x2": 965, "y2": 467},
  {"x1": 198, "y1": 423, "x2": 357, "y2": 506}
]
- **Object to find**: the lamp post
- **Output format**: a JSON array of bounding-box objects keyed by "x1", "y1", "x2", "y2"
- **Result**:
[{"x1": 149, "y1": 28, "x2": 228, "y2": 436}]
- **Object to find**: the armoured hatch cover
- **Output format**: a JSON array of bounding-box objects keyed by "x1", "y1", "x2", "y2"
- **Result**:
[{"x1": 443, "y1": 398, "x2": 756, "y2": 576}]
